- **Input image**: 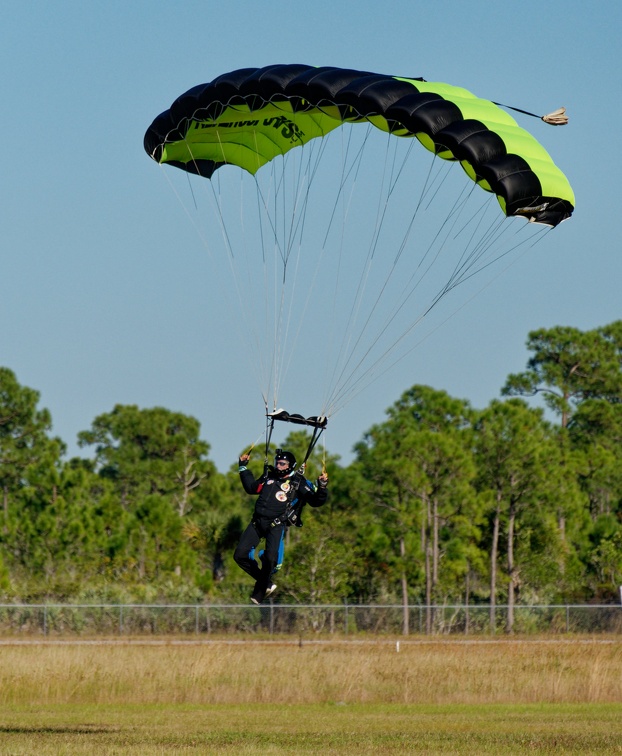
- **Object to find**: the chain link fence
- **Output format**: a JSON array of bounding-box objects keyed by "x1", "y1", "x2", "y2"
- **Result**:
[{"x1": 0, "y1": 603, "x2": 620, "y2": 636}]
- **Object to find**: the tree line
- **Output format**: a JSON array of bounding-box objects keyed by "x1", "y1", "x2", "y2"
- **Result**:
[{"x1": 1, "y1": 322, "x2": 621, "y2": 632}]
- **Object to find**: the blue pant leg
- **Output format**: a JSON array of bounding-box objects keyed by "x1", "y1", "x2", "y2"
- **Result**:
[{"x1": 259, "y1": 532, "x2": 285, "y2": 573}]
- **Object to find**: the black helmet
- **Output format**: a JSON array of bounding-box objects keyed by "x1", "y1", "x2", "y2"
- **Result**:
[{"x1": 274, "y1": 449, "x2": 296, "y2": 474}]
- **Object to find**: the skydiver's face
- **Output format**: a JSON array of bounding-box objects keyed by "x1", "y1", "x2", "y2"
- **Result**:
[{"x1": 275, "y1": 459, "x2": 290, "y2": 471}]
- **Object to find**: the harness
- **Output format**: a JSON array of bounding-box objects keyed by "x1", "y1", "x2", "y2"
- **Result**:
[{"x1": 270, "y1": 472, "x2": 303, "y2": 529}]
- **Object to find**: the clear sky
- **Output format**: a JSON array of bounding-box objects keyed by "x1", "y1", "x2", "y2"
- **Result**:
[{"x1": 2, "y1": 1, "x2": 620, "y2": 471}]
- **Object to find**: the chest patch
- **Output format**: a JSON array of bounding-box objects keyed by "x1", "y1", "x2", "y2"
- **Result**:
[{"x1": 275, "y1": 491, "x2": 288, "y2": 502}]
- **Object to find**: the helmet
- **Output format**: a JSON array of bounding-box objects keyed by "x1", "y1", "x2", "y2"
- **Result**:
[{"x1": 274, "y1": 449, "x2": 296, "y2": 475}]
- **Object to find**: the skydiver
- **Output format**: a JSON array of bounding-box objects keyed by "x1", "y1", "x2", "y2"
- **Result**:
[{"x1": 234, "y1": 449, "x2": 329, "y2": 604}]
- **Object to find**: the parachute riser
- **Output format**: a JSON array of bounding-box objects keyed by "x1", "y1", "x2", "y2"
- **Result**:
[
  {"x1": 301, "y1": 424, "x2": 325, "y2": 469},
  {"x1": 264, "y1": 411, "x2": 276, "y2": 474}
]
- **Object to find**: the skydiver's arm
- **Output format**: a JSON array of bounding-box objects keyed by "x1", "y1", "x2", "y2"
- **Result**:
[
  {"x1": 305, "y1": 473, "x2": 329, "y2": 507},
  {"x1": 238, "y1": 456, "x2": 262, "y2": 494}
]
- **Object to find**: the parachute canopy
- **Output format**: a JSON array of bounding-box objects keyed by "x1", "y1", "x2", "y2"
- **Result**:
[{"x1": 144, "y1": 64, "x2": 574, "y2": 226}]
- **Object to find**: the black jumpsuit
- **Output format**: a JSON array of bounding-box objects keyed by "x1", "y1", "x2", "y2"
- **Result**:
[{"x1": 234, "y1": 464, "x2": 328, "y2": 596}]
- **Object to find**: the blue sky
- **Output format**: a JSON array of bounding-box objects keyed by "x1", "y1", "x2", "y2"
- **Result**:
[{"x1": 2, "y1": 1, "x2": 620, "y2": 471}]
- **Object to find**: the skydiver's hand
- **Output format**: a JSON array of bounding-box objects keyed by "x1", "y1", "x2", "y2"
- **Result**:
[
  {"x1": 239, "y1": 453, "x2": 250, "y2": 466},
  {"x1": 317, "y1": 472, "x2": 328, "y2": 487}
]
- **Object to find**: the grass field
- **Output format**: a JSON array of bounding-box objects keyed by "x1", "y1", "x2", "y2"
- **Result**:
[{"x1": 0, "y1": 637, "x2": 620, "y2": 754}]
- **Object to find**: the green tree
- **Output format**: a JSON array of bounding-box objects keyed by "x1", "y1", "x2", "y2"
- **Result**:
[
  {"x1": 354, "y1": 428, "x2": 425, "y2": 630},
  {"x1": 0, "y1": 367, "x2": 62, "y2": 522},
  {"x1": 596, "y1": 320, "x2": 622, "y2": 395},
  {"x1": 354, "y1": 386, "x2": 479, "y2": 633},
  {"x1": 474, "y1": 399, "x2": 564, "y2": 632},
  {"x1": 502, "y1": 325, "x2": 621, "y2": 427},
  {"x1": 284, "y1": 508, "x2": 354, "y2": 605},
  {"x1": 568, "y1": 398, "x2": 622, "y2": 600},
  {"x1": 5, "y1": 459, "x2": 121, "y2": 597},
  {"x1": 588, "y1": 530, "x2": 622, "y2": 599},
  {"x1": 184, "y1": 470, "x2": 245, "y2": 596},
  {"x1": 78, "y1": 405, "x2": 213, "y2": 505},
  {"x1": 569, "y1": 400, "x2": 622, "y2": 518},
  {"x1": 78, "y1": 405, "x2": 220, "y2": 587}
]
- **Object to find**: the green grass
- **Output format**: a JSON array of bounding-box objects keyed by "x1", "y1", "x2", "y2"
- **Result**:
[{"x1": 1, "y1": 703, "x2": 621, "y2": 754}]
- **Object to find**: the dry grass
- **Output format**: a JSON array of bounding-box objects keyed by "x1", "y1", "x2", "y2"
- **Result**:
[{"x1": 0, "y1": 637, "x2": 621, "y2": 706}]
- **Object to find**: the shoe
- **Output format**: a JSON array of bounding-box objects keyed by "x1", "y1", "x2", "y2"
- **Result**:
[
  {"x1": 250, "y1": 582, "x2": 265, "y2": 605},
  {"x1": 264, "y1": 583, "x2": 277, "y2": 599}
]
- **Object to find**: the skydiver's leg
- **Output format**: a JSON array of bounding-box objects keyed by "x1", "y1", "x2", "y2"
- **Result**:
[
  {"x1": 258, "y1": 535, "x2": 285, "y2": 574},
  {"x1": 233, "y1": 522, "x2": 262, "y2": 581},
  {"x1": 256, "y1": 525, "x2": 286, "y2": 592}
]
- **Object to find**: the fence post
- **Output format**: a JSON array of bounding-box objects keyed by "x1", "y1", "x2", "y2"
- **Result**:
[
  {"x1": 566, "y1": 605, "x2": 570, "y2": 633},
  {"x1": 43, "y1": 605, "x2": 47, "y2": 636},
  {"x1": 119, "y1": 605, "x2": 123, "y2": 635},
  {"x1": 344, "y1": 600, "x2": 348, "y2": 635}
]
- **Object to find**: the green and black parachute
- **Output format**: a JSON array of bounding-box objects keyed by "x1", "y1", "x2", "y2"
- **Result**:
[{"x1": 144, "y1": 64, "x2": 573, "y2": 227}]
